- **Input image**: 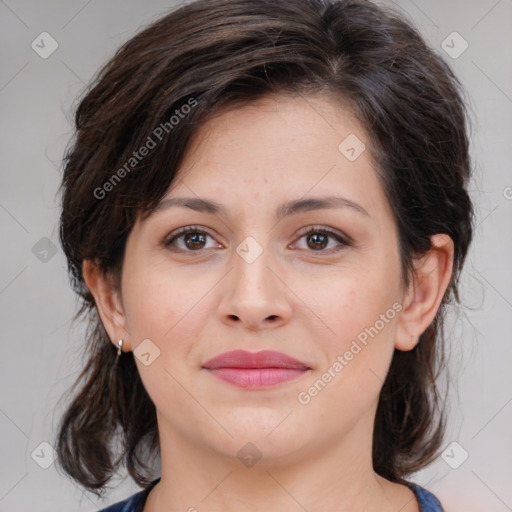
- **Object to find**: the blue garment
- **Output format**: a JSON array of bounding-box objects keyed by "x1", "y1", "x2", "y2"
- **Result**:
[{"x1": 97, "y1": 477, "x2": 444, "y2": 511}]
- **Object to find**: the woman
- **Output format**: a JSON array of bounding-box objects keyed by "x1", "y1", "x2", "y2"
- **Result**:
[{"x1": 54, "y1": 0, "x2": 474, "y2": 510}]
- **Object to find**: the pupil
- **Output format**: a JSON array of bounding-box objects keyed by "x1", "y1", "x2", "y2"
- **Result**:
[
  {"x1": 309, "y1": 233, "x2": 327, "y2": 250},
  {"x1": 182, "y1": 232, "x2": 329, "y2": 251},
  {"x1": 185, "y1": 233, "x2": 205, "y2": 249}
]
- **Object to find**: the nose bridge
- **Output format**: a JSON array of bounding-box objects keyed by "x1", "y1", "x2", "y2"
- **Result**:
[
  {"x1": 218, "y1": 234, "x2": 292, "y2": 329},
  {"x1": 232, "y1": 235, "x2": 277, "y2": 302}
]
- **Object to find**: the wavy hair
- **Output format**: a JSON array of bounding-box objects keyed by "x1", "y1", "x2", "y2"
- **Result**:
[{"x1": 54, "y1": 0, "x2": 474, "y2": 496}]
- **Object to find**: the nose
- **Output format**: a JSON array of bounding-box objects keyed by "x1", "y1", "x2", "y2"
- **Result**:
[{"x1": 217, "y1": 241, "x2": 293, "y2": 332}]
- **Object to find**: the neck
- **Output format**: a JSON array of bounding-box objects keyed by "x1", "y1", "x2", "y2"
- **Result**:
[{"x1": 144, "y1": 410, "x2": 419, "y2": 512}]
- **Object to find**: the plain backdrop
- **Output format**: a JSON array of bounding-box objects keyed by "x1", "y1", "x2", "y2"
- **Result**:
[{"x1": 1, "y1": 0, "x2": 511, "y2": 510}]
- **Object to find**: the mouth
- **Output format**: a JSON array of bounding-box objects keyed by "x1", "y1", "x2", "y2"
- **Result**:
[{"x1": 202, "y1": 350, "x2": 311, "y2": 389}]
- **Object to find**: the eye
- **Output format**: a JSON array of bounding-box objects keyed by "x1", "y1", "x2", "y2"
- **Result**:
[
  {"x1": 163, "y1": 226, "x2": 221, "y2": 252},
  {"x1": 293, "y1": 227, "x2": 351, "y2": 253},
  {"x1": 163, "y1": 225, "x2": 351, "y2": 254}
]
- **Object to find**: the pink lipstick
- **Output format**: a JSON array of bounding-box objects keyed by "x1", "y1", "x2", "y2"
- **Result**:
[{"x1": 202, "y1": 350, "x2": 310, "y2": 389}]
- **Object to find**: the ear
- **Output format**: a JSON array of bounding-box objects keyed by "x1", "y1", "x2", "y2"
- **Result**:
[
  {"x1": 82, "y1": 259, "x2": 132, "y2": 352},
  {"x1": 395, "y1": 234, "x2": 454, "y2": 351}
]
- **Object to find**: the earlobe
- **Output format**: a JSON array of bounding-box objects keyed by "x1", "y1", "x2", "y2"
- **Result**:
[
  {"x1": 395, "y1": 234, "x2": 454, "y2": 351},
  {"x1": 82, "y1": 259, "x2": 132, "y2": 352}
]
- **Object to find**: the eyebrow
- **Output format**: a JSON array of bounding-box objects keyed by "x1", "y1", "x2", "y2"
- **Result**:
[{"x1": 149, "y1": 195, "x2": 370, "y2": 221}]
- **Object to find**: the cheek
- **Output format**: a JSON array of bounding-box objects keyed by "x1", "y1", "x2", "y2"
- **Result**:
[
  {"x1": 122, "y1": 266, "x2": 206, "y2": 403},
  {"x1": 303, "y1": 267, "x2": 400, "y2": 406},
  {"x1": 297, "y1": 278, "x2": 398, "y2": 420},
  {"x1": 121, "y1": 258, "x2": 204, "y2": 342},
  {"x1": 312, "y1": 268, "x2": 399, "y2": 343}
]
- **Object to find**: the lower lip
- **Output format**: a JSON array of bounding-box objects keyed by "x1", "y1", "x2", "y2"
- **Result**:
[{"x1": 205, "y1": 368, "x2": 309, "y2": 389}]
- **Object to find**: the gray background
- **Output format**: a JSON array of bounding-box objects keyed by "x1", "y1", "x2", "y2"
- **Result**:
[{"x1": 1, "y1": 0, "x2": 511, "y2": 510}]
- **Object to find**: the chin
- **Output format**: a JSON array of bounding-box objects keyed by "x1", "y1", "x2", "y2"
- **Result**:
[{"x1": 209, "y1": 411, "x2": 310, "y2": 460}]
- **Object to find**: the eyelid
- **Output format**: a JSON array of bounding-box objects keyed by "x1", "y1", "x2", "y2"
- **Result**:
[
  {"x1": 163, "y1": 224, "x2": 352, "y2": 253},
  {"x1": 293, "y1": 225, "x2": 351, "y2": 245},
  {"x1": 163, "y1": 225, "x2": 221, "y2": 248},
  {"x1": 291, "y1": 225, "x2": 352, "y2": 253}
]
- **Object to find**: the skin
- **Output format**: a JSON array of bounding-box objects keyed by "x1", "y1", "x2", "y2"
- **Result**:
[{"x1": 84, "y1": 93, "x2": 454, "y2": 512}]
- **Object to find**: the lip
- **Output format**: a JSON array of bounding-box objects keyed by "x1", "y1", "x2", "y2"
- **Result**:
[
  {"x1": 202, "y1": 350, "x2": 310, "y2": 370},
  {"x1": 202, "y1": 350, "x2": 311, "y2": 389}
]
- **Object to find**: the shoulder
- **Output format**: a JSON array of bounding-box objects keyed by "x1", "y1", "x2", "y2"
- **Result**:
[
  {"x1": 411, "y1": 484, "x2": 444, "y2": 512},
  {"x1": 96, "y1": 478, "x2": 441, "y2": 512},
  {"x1": 97, "y1": 478, "x2": 161, "y2": 512}
]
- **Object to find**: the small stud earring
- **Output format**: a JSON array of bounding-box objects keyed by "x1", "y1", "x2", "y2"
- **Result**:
[{"x1": 117, "y1": 339, "x2": 123, "y2": 357}]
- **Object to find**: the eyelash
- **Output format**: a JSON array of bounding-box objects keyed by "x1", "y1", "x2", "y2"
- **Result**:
[{"x1": 163, "y1": 225, "x2": 351, "y2": 254}]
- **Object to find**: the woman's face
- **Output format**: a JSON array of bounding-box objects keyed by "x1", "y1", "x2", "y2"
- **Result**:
[{"x1": 118, "y1": 93, "x2": 408, "y2": 463}]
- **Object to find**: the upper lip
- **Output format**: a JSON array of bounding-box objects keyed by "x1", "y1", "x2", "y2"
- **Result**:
[{"x1": 202, "y1": 350, "x2": 310, "y2": 370}]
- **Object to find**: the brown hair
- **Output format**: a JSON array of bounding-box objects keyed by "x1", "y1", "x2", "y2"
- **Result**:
[{"x1": 54, "y1": 0, "x2": 474, "y2": 496}]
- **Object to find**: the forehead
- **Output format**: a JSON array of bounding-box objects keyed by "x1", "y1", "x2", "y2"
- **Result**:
[
  {"x1": 164, "y1": 93, "x2": 387, "y2": 216},
  {"x1": 180, "y1": 92, "x2": 365, "y2": 172}
]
